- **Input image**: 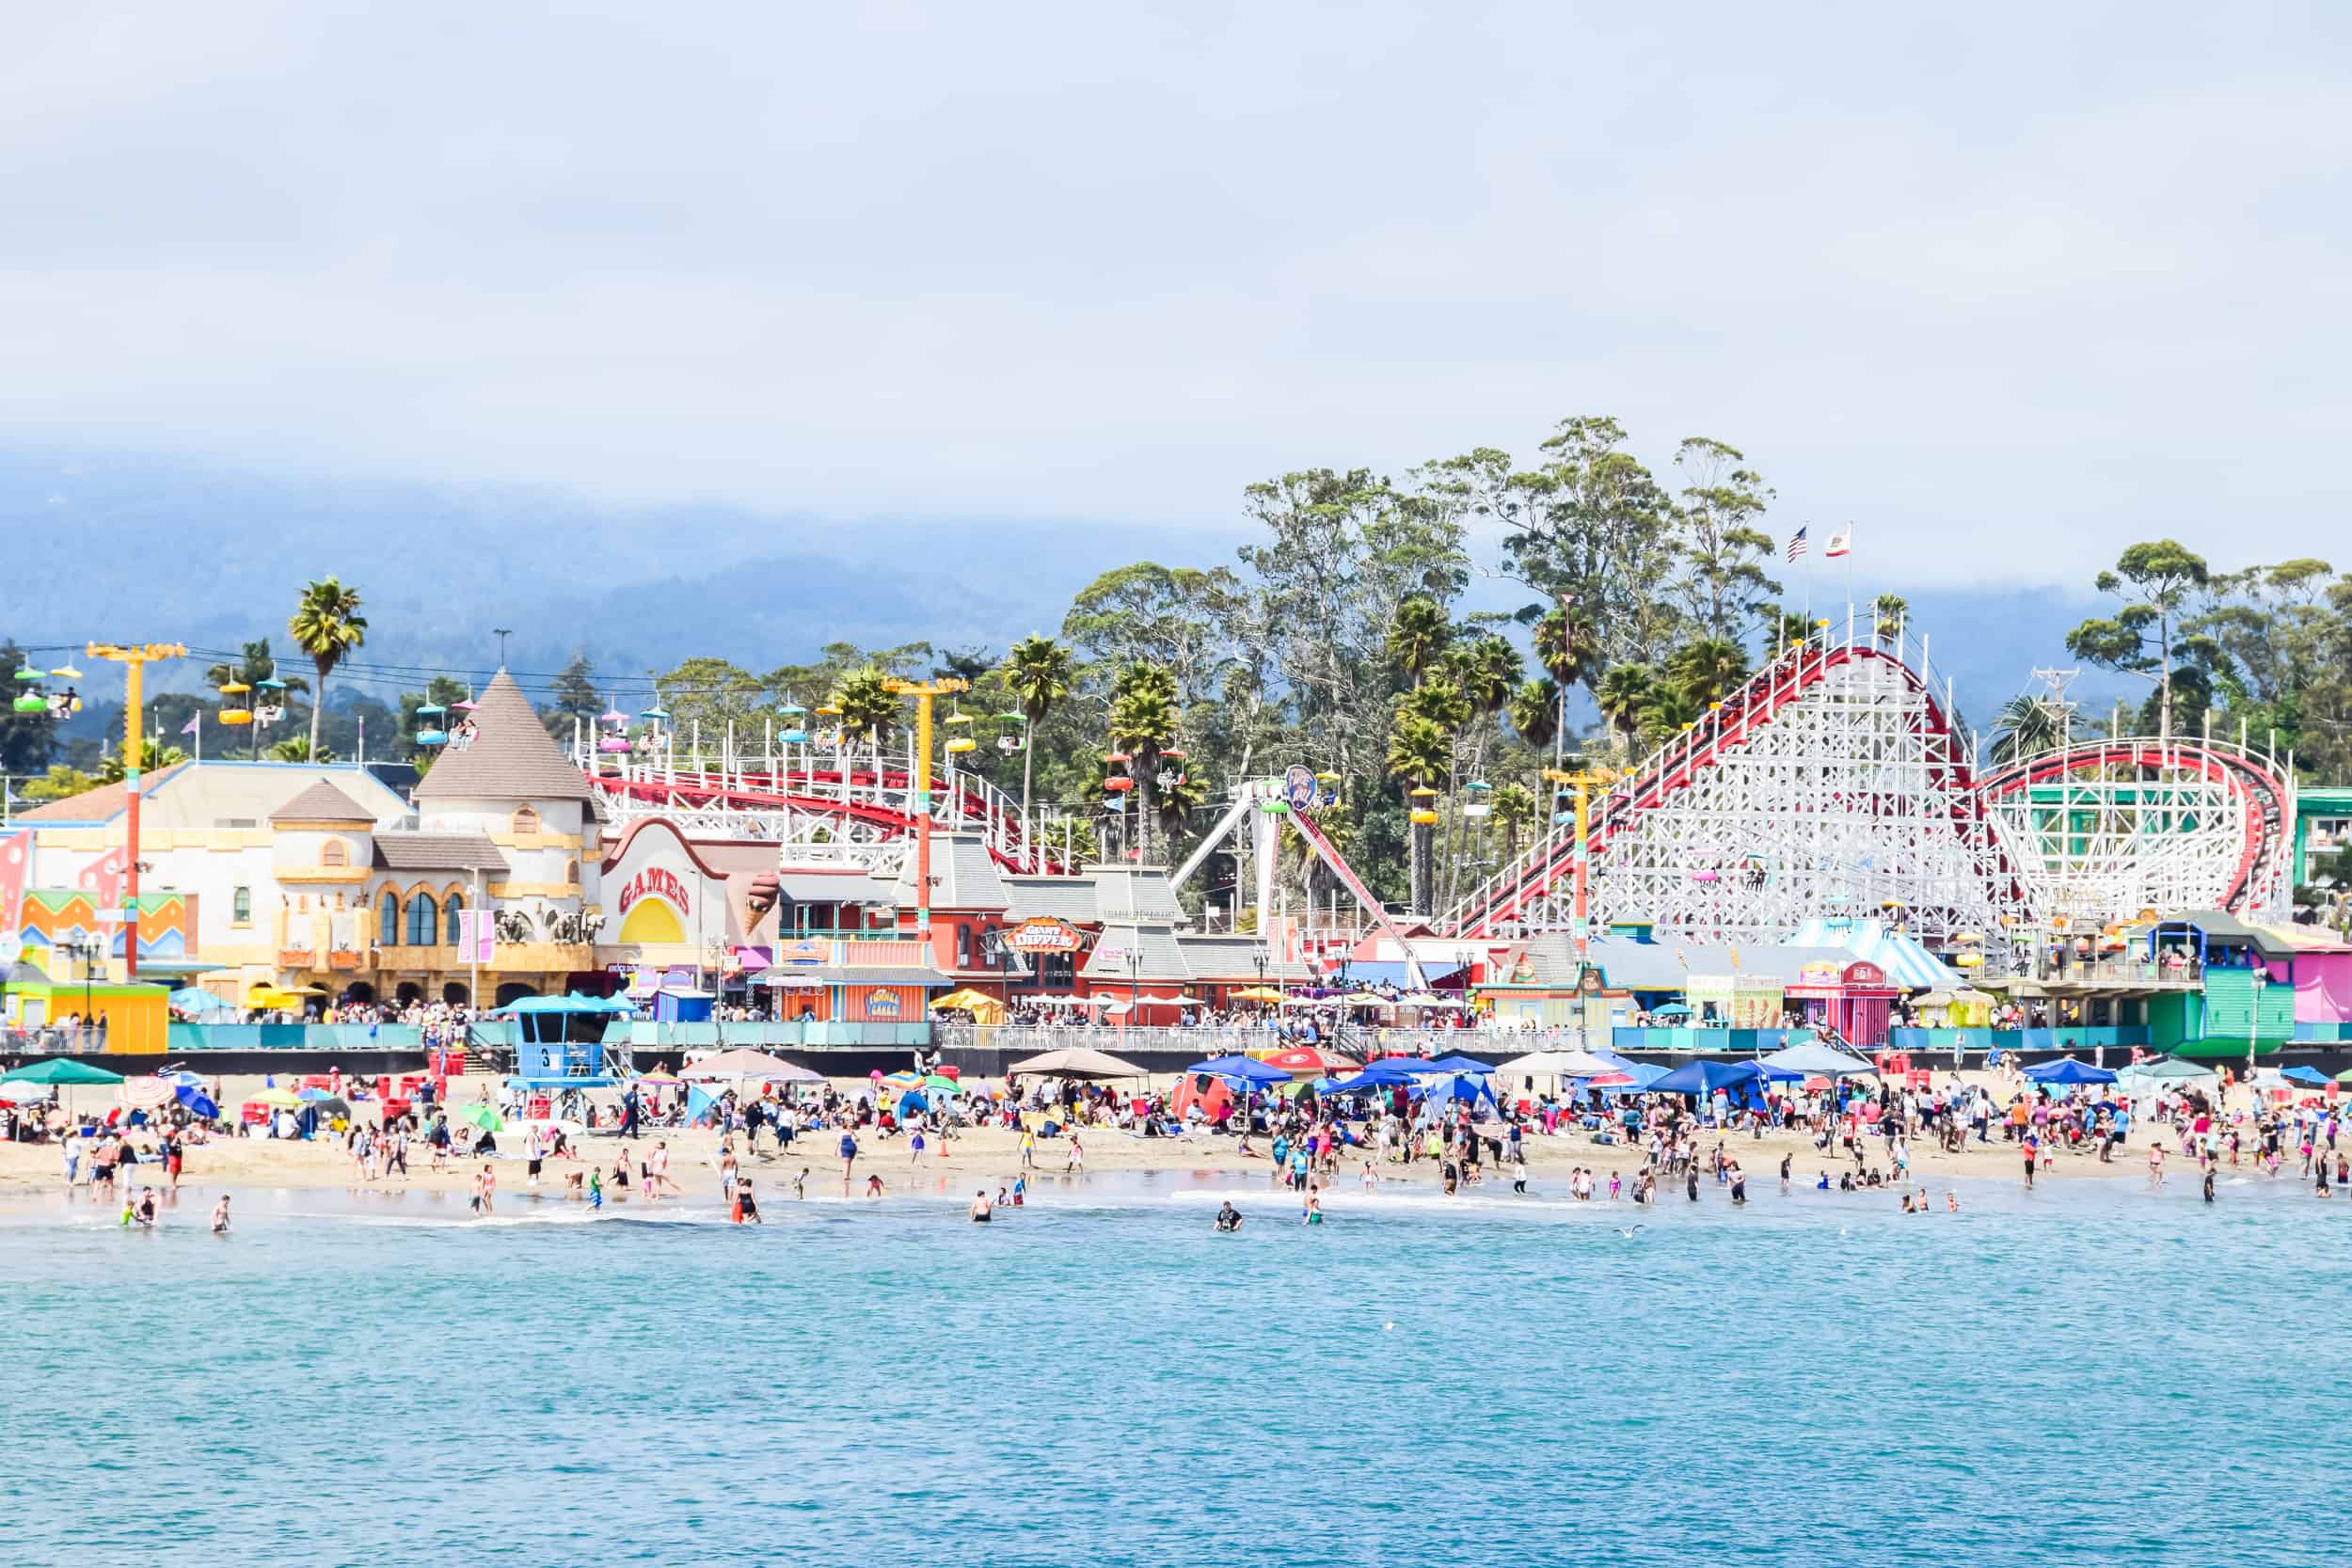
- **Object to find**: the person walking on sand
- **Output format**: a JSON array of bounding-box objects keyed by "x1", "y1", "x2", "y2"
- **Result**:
[
  {"x1": 472, "y1": 1163, "x2": 496, "y2": 1217},
  {"x1": 2148, "y1": 1141, "x2": 2166, "y2": 1191},
  {"x1": 649, "y1": 1139, "x2": 676, "y2": 1198},
  {"x1": 1067, "y1": 1132, "x2": 1085, "y2": 1175},
  {"x1": 839, "y1": 1128, "x2": 859, "y2": 1189}
]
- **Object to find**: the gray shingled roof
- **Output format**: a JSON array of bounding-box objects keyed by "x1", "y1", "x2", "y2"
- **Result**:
[
  {"x1": 1176, "y1": 934, "x2": 1312, "y2": 982},
  {"x1": 776, "y1": 872, "x2": 898, "y2": 907},
  {"x1": 1080, "y1": 923, "x2": 1194, "y2": 982},
  {"x1": 1090, "y1": 866, "x2": 1184, "y2": 923},
  {"x1": 269, "y1": 780, "x2": 377, "y2": 824},
  {"x1": 892, "y1": 830, "x2": 1009, "y2": 911},
  {"x1": 1002, "y1": 876, "x2": 1099, "y2": 924},
  {"x1": 412, "y1": 670, "x2": 595, "y2": 802},
  {"x1": 373, "y1": 832, "x2": 508, "y2": 872}
]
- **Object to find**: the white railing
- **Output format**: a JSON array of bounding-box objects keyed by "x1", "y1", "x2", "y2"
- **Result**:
[
  {"x1": 575, "y1": 722, "x2": 1079, "y2": 874},
  {"x1": 1441, "y1": 608, "x2": 1969, "y2": 936}
]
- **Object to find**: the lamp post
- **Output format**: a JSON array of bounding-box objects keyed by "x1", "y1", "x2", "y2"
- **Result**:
[{"x1": 85, "y1": 641, "x2": 185, "y2": 983}]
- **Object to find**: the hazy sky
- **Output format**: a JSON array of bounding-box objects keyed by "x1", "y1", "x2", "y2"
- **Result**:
[{"x1": 6, "y1": 3, "x2": 2347, "y2": 585}]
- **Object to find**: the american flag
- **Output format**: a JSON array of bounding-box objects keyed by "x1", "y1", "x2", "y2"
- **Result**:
[{"x1": 1786, "y1": 527, "x2": 1807, "y2": 562}]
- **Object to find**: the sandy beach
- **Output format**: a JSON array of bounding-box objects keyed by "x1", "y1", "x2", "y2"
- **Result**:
[{"x1": 0, "y1": 1069, "x2": 2201, "y2": 1208}]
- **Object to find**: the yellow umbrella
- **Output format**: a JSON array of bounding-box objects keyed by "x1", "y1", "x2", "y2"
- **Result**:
[
  {"x1": 1232, "y1": 986, "x2": 1286, "y2": 1004},
  {"x1": 930, "y1": 988, "x2": 1005, "y2": 1023},
  {"x1": 250, "y1": 1086, "x2": 302, "y2": 1108}
]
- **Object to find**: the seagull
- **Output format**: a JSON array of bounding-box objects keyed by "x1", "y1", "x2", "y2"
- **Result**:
[{"x1": 1613, "y1": 1225, "x2": 1644, "y2": 1238}]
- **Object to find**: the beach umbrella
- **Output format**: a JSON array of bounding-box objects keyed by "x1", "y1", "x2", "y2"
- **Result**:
[
  {"x1": 296, "y1": 1086, "x2": 338, "y2": 1102},
  {"x1": 1231, "y1": 986, "x2": 1286, "y2": 1004},
  {"x1": 0, "y1": 1058, "x2": 124, "y2": 1085},
  {"x1": 895, "y1": 1089, "x2": 932, "y2": 1117},
  {"x1": 917, "y1": 1074, "x2": 963, "y2": 1095},
  {"x1": 2333, "y1": 1067, "x2": 2352, "y2": 1085},
  {"x1": 176, "y1": 1085, "x2": 219, "y2": 1119},
  {"x1": 457, "y1": 1102, "x2": 503, "y2": 1132},
  {"x1": 1650, "y1": 1002, "x2": 1692, "y2": 1018},
  {"x1": 1258, "y1": 1045, "x2": 1359, "y2": 1077},
  {"x1": 0, "y1": 1080, "x2": 56, "y2": 1102},
  {"x1": 249, "y1": 1086, "x2": 302, "y2": 1108},
  {"x1": 116, "y1": 1078, "x2": 176, "y2": 1110},
  {"x1": 2131, "y1": 1058, "x2": 2219, "y2": 1084},
  {"x1": 313, "y1": 1097, "x2": 352, "y2": 1120}
]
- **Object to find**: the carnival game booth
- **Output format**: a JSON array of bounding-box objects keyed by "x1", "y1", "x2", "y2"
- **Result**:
[{"x1": 1780, "y1": 960, "x2": 1901, "y2": 1050}]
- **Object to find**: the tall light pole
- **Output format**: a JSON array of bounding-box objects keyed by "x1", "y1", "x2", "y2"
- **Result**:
[
  {"x1": 493, "y1": 628, "x2": 515, "y2": 668},
  {"x1": 1541, "y1": 764, "x2": 1616, "y2": 965},
  {"x1": 86, "y1": 642, "x2": 185, "y2": 983},
  {"x1": 882, "y1": 676, "x2": 968, "y2": 956}
]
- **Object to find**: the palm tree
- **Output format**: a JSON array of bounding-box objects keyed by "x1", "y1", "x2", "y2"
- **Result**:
[
  {"x1": 1108, "y1": 663, "x2": 1181, "y2": 863},
  {"x1": 1386, "y1": 707, "x2": 1452, "y2": 913},
  {"x1": 287, "y1": 578, "x2": 368, "y2": 766},
  {"x1": 1532, "y1": 609, "x2": 1601, "y2": 692},
  {"x1": 1595, "y1": 665, "x2": 1655, "y2": 752},
  {"x1": 206, "y1": 639, "x2": 309, "y2": 760},
  {"x1": 1386, "y1": 596, "x2": 1452, "y2": 685},
  {"x1": 1492, "y1": 781, "x2": 1539, "y2": 871},
  {"x1": 1156, "y1": 766, "x2": 1207, "y2": 850},
  {"x1": 1872, "y1": 593, "x2": 1909, "y2": 645},
  {"x1": 1990, "y1": 694, "x2": 2066, "y2": 766},
  {"x1": 1507, "y1": 678, "x2": 1560, "y2": 752},
  {"x1": 98, "y1": 739, "x2": 187, "y2": 785},
  {"x1": 1463, "y1": 635, "x2": 1522, "y2": 714},
  {"x1": 1640, "y1": 683, "x2": 1702, "y2": 744},
  {"x1": 1669, "y1": 637, "x2": 1750, "y2": 708},
  {"x1": 831, "y1": 668, "x2": 899, "y2": 779},
  {"x1": 1001, "y1": 634, "x2": 1073, "y2": 821}
]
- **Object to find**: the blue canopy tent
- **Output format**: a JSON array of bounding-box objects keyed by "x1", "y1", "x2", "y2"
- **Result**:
[
  {"x1": 2280, "y1": 1065, "x2": 2332, "y2": 1088},
  {"x1": 1184, "y1": 1056, "x2": 1291, "y2": 1088},
  {"x1": 1414, "y1": 1054, "x2": 1498, "y2": 1075},
  {"x1": 2024, "y1": 1057, "x2": 2118, "y2": 1086},
  {"x1": 1648, "y1": 1059, "x2": 1769, "y2": 1096},
  {"x1": 1323, "y1": 1060, "x2": 1430, "y2": 1096},
  {"x1": 1759, "y1": 1038, "x2": 1879, "y2": 1079}
]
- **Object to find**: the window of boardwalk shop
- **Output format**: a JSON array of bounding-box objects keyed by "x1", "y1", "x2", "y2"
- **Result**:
[
  {"x1": 406, "y1": 891, "x2": 437, "y2": 946},
  {"x1": 376, "y1": 889, "x2": 399, "y2": 945}
]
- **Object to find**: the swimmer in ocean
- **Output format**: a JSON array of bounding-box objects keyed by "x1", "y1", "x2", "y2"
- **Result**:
[
  {"x1": 970, "y1": 1190, "x2": 993, "y2": 1222},
  {"x1": 1214, "y1": 1201, "x2": 1243, "y2": 1232}
]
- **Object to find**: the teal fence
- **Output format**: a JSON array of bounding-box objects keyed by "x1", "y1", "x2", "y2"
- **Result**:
[
  {"x1": 599, "y1": 1021, "x2": 931, "y2": 1049},
  {"x1": 163, "y1": 1022, "x2": 517, "y2": 1053}
]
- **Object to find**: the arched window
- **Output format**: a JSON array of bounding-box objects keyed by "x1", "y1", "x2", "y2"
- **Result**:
[
  {"x1": 320, "y1": 839, "x2": 348, "y2": 867},
  {"x1": 511, "y1": 806, "x2": 541, "y2": 835},
  {"x1": 231, "y1": 886, "x2": 252, "y2": 925},
  {"x1": 566, "y1": 860, "x2": 580, "y2": 886},
  {"x1": 407, "y1": 891, "x2": 438, "y2": 946},
  {"x1": 377, "y1": 889, "x2": 399, "y2": 946},
  {"x1": 445, "y1": 892, "x2": 466, "y2": 945}
]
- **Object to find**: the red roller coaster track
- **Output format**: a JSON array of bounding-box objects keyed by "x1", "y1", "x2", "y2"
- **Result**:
[
  {"x1": 584, "y1": 766, "x2": 1072, "y2": 874},
  {"x1": 1976, "y1": 740, "x2": 2290, "y2": 917}
]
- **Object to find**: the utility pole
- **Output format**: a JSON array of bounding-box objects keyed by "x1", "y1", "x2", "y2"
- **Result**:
[
  {"x1": 494, "y1": 628, "x2": 515, "y2": 668},
  {"x1": 1542, "y1": 764, "x2": 1617, "y2": 964},
  {"x1": 86, "y1": 641, "x2": 186, "y2": 983},
  {"x1": 883, "y1": 676, "x2": 968, "y2": 956}
]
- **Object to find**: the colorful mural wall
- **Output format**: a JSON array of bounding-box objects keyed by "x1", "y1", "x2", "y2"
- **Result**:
[{"x1": 12, "y1": 890, "x2": 199, "y2": 964}]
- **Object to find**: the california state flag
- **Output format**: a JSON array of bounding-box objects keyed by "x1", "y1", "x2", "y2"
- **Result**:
[{"x1": 1825, "y1": 527, "x2": 1853, "y2": 558}]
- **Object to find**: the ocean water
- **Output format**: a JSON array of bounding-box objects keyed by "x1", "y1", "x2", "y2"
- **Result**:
[{"x1": 1, "y1": 1167, "x2": 2342, "y2": 1566}]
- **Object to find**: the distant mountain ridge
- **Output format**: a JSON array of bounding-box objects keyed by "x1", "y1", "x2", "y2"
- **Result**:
[{"x1": 6, "y1": 446, "x2": 2134, "y2": 730}]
